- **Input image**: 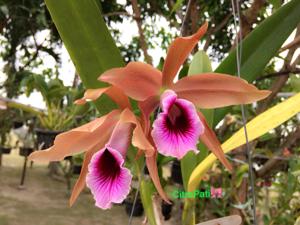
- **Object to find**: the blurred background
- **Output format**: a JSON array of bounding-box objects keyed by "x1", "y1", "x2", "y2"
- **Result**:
[{"x1": 0, "y1": 0, "x2": 300, "y2": 225}]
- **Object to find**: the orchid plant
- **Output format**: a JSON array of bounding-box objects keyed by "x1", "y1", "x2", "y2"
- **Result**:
[{"x1": 29, "y1": 22, "x2": 270, "y2": 211}]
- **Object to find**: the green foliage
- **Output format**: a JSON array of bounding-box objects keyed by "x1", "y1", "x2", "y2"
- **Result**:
[
  {"x1": 20, "y1": 73, "x2": 88, "y2": 131},
  {"x1": 214, "y1": 0, "x2": 300, "y2": 125},
  {"x1": 140, "y1": 180, "x2": 157, "y2": 225},
  {"x1": 73, "y1": 153, "x2": 84, "y2": 165},
  {"x1": 266, "y1": 158, "x2": 300, "y2": 224},
  {"x1": 290, "y1": 75, "x2": 300, "y2": 92},
  {"x1": 188, "y1": 50, "x2": 212, "y2": 75},
  {"x1": 0, "y1": 108, "x2": 32, "y2": 146},
  {"x1": 1, "y1": 0, "x2": 299, "y2": 224},
  {"x1": 21, "y1": 73, "x2": 68, "y2": 106},
  {"x1": 170, "y1": 0, "x2": 185, "y2": 16},
  {"x1": 0, "y1": 110, "x2": 13, "y2": 146},
  {"x1": 0, "y1": 0, "x2": 60, "y2": 98},
  {"x1": 181, "y1": 50, "x2": 213, "y2": 225},
  {"x1": 44, "y1": 0, "x2": 124, "y2": 114},
  {"x1": 181, "y1": 50, "x2": 213, "y2": 190}
]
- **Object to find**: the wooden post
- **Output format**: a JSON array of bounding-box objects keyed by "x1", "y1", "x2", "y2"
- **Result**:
[{"x1": 19, "y1": 156, "x2": 28, "y2": 189}]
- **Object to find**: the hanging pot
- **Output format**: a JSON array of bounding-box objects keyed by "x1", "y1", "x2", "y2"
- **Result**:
[
  {"x1": 144, "y1": 166, "x2": 149, "y2": 175},
  {"x1": 124, "y1": 198, "x2": 144, "y2": 217},
  {"x1": 171, "y1": 160, "x2": 183, "y2": 184},
  {"x1": 161, "y1": 200, "x2": 173, "y2": 220},
  {"x1": 0, "y1": 147, "x2": 11, "y2": 154},
  {"x1": 13, "y1": 121, "x2": 24, "y2": 129},
  {"x1": 35, "y1": 129, "x2": 61, "y2": 149},
  {"x1": 19, "y1": 147, "x2": 34, "y2": 157},
  {"x1": 72, "y1": 165, "x2": 82, "y2": 175}
]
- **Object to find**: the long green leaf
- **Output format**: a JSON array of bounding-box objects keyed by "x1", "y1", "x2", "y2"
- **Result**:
[
  {"x1": 45, "y1": 0, "x2": 124, "y2": 114},
  {"x1": 0, "y1": 97, "x2": 44, "y2": 116},
  {"x1": 214, "y1": 0, "x2": 300, "y2": 125},
  {"x1": 140, "y1": 180, "x2": 157, "y2": 225},
  {"x1": 170, "y1": 0, "x2": 185, "y2": 16},
  {"x1": 181, "y1": 50, "x2": 213, "y2": 225},
  {"x1": 181, "y1": 50, "x2": 213, "y2": 190},
  {"x1": 188, "y1": 92, "x2": 300, "y2": 192}
]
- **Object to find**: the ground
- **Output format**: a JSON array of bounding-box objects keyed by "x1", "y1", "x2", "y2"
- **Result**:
[{"x1": 0, "y1": 149, "x2": 143, "y2": 225}]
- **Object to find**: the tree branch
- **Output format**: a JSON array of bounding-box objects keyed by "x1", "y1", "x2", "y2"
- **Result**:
[
  {"x1": 241, "y1": 0, "x2": 266, "y2": 38},
  {"x1": 103, "y1": 11, "x2": 133, "y2": 18},
  {"x1": 131, "y1": 0, "x2": 153, "y2": 65},
  {"x1": 280, "y1": 34, "x2": 300, "y2": 52},
  {"x1": 231, "y1": 0, "x2": 266, "y2": 49},
  {"x1": 255, "y1": 68, "x2": 300, "y2": 81},
  {"x1": 256, "y1": 125, "x2": 300, "y2": 178},
  {"x1": 203, "y1": 14, "x2": 231, "y2": 51},
  {"x1": 180, "y1": 0, "x2": 194, "y2": 36},
  {"x1": 256, "y1": 25, "x2": 300, "y2": 114}
]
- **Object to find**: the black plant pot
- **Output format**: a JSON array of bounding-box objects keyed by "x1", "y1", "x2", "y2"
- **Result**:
[
  {"x1": 13, "y1": 121, "x2": 24, "y2": 129},
  {"x1": 19, "y1": 147, "x2": 34, "y2": 157},
  {"x1": 0, "y1": 147, "x2": 11, "y2": 154},
  {"x1": 161, "y1": 201, "x2": 173, "y2": 220},
  {"x1": 35, "y1": 129, "x2": 61, "y2": 149},
  {"x1": 144, "y1": 166, "x2": 149, "y2": 175},
  {"x1": 72, "y1": 165, "x2": 82, "y2": 175},
  {"x1": 125, "y1": 199, "x2": 144, "y2": 217},
  {"x1": 171, "y1": 160, "x2": 183, "y2": 184}
]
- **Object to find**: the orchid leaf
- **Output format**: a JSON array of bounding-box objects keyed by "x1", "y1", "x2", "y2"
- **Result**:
[
  {"x1": 188, "y1": 50, "x2": 212, "y2": 75},
  {"x1": 170, "y1": 0, "x2": 184, "y2": 16},
  {"x1": 44, "y1": 0, "x2": 124, "y2": 114},
  {"x1": 214, "y1": 0, "x2": 300, "y2": 125},
  {"x1": 188, "y1": 92, "x2": 300, "y2": 192},
  {"x1": 140, "y1": 180, "x2": 157, "y2": 225},
  {"x1": 181, "y1": 50, "x2": 213, "y2": 190},
  {"x1": 290, "y1": 75, "x2": 300, "y2": 92},
  {"x1": 3, "y1": 99, "x2": 43, "y2": 116},
  {"x1": 181, "y1": 50, "x2": 213, "y2": 225}
]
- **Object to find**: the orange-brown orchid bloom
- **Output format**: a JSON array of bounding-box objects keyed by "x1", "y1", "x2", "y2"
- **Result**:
[
  {"x1": 29, "y1": 87, "x2": 170, "y2": 209},
  {"x1": 79, "y1": 22, "x2": 271, "y2": 171}
]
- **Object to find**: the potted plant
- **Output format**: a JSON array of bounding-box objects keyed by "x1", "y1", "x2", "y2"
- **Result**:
[
  {"x1": 20, "y1": 75, "x2": 92, "y2": 178},
  {"x1": 171, "y1": 160, "x2": 183, "y2": 185},
  {"x1": 34, "y1": 103, "x2": 74, "y2": 149},
  {"x1": 0, "y1": 134, "x2": 12, "y2": 154},
  {"x1": 0, "y1": 146, "x2": 11, "y2": 154},
  {"x1": 11, "y1": 120, "x2": 35, "y2": 157},
  {"x1": 20, "y1": 75, "x2": 86, "y2": 149},
  {"x1": 13, "y1": 120, "x2": 24, "y2": 129},
  {"x1": 0, "y1": 110, "x2": 13, "y2": 155},
  {"x1": 124, "y1": 189, "x2": 144, "y2": 217},
  {"x1": 161, "y1": 200, "x2": 173, "y2": 221}
]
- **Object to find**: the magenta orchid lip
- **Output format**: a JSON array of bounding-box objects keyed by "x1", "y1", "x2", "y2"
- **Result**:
[
  {"x1": 151, "y1": 90, "x2": 204, "y2": 159},
  {"x1": 86, "y1": 146, "x2": 132, "y2": 209}
]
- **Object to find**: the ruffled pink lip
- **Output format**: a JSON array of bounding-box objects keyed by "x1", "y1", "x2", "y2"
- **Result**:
[
  {"x1": 151, "y1": 90, "x2": 204, "y2": 159},
  {"x1": 86, "y1": 145, "x2": 132, "y2": 209}
]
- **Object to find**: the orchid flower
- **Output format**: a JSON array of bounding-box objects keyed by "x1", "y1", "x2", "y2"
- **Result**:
[
  {"x1": 80, "y1": 22, "x2": 271, "y2": 171},
  {"x1": 29, "y1": 86, "x2": 170, "y2": 209}
]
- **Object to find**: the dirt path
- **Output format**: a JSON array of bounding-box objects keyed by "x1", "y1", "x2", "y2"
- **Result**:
[{"x1": 0, "y1": 150, "x2": 143, "y2": 225}]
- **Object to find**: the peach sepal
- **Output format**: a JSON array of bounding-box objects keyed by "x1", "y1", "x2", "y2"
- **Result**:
[
  {"x1": 28, "y1": 110, "x2": 121, "y2": 162},
  {"x1": 75, "y1": 86, "x2": 131, "y2": 110},
  {"x1": 99, "y1": 62, "x2": 162, "y2": 101},
  {"x1": 162, "y1": 22, "x2": 208, "y2": 87},
  {"x1": 198, "y1": 111, "x2": 233, "y2": 172},
  {"x1": 172, "y1": 73, "x2": 271, "y2": 108}
]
